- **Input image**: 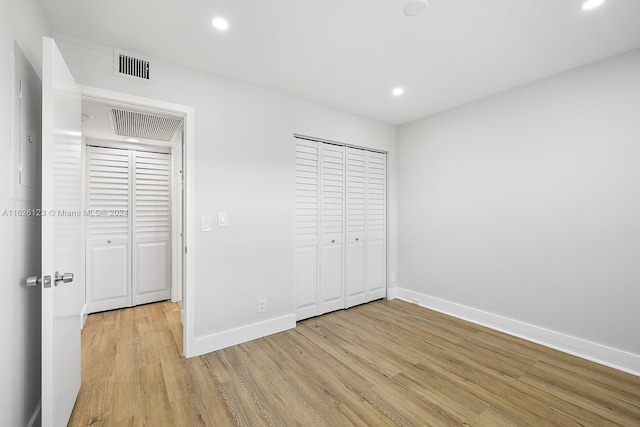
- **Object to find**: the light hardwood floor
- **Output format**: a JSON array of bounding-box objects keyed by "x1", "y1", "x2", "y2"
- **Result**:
[{"x1": 69, "y1": 299, "x2": 640, "y2": 426}]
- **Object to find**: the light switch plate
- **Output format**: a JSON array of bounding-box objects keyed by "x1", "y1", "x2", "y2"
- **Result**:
[
  {"x1": 201, "y1": 216, "x2": 211, "y2": 232},
  {"x1": 218, "y1": 212, "x2": 228, "y2": 227}
]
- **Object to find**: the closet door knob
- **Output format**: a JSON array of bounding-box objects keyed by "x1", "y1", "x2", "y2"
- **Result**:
[
  {"x1": 356, "y1": 237, "x2": 359, "y2": 241},
  {"x1": 54, "y1": 271, "x2": 74, "y2": 286},
  {"x1": 107, "y1": 240, "x2": 112, "y2": 244},
  {"x1": 331, "y1": 239, "x2": 335, "y2": 243}
]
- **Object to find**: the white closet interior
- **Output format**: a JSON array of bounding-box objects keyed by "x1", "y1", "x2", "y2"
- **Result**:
[
  {"x1": 86, "y1": 145, "x2": 172, "y2": 313},
  {"x1": 294, "y1": 137, "x2": 387, "y2": 321}
]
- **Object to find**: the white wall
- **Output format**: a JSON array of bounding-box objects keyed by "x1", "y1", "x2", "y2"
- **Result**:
[
  {"x1": 54, "y1": 34, "x2": 398, "y2": 354},
  {"x1": 0, "y1": 0, "x2": 52, "y2": 425},
  {"x1": 0, "y1": 2, "x2": 12, "y2": 423},
  {"x1": 397, "y1": 49, "x2": 640, "y2": 374}
]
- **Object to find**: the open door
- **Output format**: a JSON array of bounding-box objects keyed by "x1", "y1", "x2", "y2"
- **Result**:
[{"x1": 40, "y1": 36, "x2": 83, "y2": 427}]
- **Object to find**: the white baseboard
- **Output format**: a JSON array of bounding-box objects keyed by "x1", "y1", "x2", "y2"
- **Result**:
[
  {"x1": 386, "y1": 287, "x2": 399, "y2": 300},
  {"x1": 396, "y1": 288, "x2": 640, "y2": 377},
  {"x1": 80, "y1": 303, "x2": 88, "y2": 329},
  {"x1": 27, "y1": 399, "x2": 41, "y2": 427},
  {"x1": 194, "y1": 314, "x2": 296, "y2": 357}
]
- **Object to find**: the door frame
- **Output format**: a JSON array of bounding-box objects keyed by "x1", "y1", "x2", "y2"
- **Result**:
[{"x1": 79, "y1": 85, "x2": 196, "y2": 357}]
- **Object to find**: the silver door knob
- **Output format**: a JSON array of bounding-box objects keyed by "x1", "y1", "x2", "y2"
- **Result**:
[
  {"x1": 26, "y1": 275, "x2": 52, "y2": 288},
  {"x1": 26, "y1": 276, "x2": 42, "y2": 287},
  {"x1": 356, "y1": 237, "x2": 359, "y2": 241},
  {"x1": 54, "y1": 271, "x2": 74, "y2": 286},
  {"x1": 107, "y1": 240, "x2": 112, "y2": 243},
  {"x1": 331, "y1": 239, "x2": 335, "y2": 243}
]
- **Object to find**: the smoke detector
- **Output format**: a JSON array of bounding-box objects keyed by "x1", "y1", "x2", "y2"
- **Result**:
[{"x1": 404, "y1": 0, "x2": 429, "y2": 16}]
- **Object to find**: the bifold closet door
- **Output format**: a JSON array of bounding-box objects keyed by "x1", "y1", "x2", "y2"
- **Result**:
[
  {"x1": 365, "y1": 151, "x2": 386, "y2": 300},
  {"x1": 132, "y1": 151, "x2": 172, "y2": 306},
  {"x1": 319, "y1": 143, "x2": 345, "y2": 315},
  {"x1": 294, "y1": 138, "x2": 385, "y2": 320},
  {"x1": 345, "y1": 148, "x2": 387, "y2": 307},
  {"x1": 294, "y1": 140, "x2": 320, "y2": 320},
  {"x1": 86, "y1": 147, "x2": 131, "y2": 313},
  {"x1": 345, "y1": 148, "x2": 366, "y2": 307},
  {"x1": 86, "y1": 147, "x2": 171, "y2": 313}
]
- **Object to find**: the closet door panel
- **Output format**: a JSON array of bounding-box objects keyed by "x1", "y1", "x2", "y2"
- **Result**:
[
  {"x1": 319, "y1": 143, "x2": 345, "y2": 314},
  {"x1": 345, "y1": 241, "x2": 365, "y2": 305},
  {"x1": 320, "y1": 236, "x2": 344, "y2": 313},
  {"x1": 132, "y1": 151, "x2": 171, "y2": 306},
  {"x1": 366, "y1": 151, "x2": 387, "y2": 301},
  {"x1": 135, "y1": 241, "x2": 170, "y2": 294},
  {"x1": 86, "y1": 146, "x2": 131, "y2": 313},
  {"x1": 345, "y1": 147, "x2": 366, "y2": 307},
  {"x1": 89, "y1": 243, "x2": 129, "y2": 308},
  {"x1": 366, "y1": 239, "x2": 386, "y2": 297},
  {"x1": 294, "y1": 140, "x2": 320, "y2": 320},
  {"x1": 294, "y1": 246, "x2": 318, "y2": 319}
]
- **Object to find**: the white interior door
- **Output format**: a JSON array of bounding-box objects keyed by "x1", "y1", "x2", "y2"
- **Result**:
[
  {"x1": 41, "y1": 36, "x2": 83, "y2": 427},
  {"x1": 319, "y1": 143, "x2": 345, "y2": 314},
  {"x1": 132, "y1": 151, "x2": 172, "y2": 305},
  {"x1": 86, "y1": 146, "x2": 131, "y2": 313},
  {"x1": 365, "y1": 150, "x2": 387, "y2": 300},
  {"x1": 294, "y1": 140, "x2": 320, "y2": 320},
  {"x1": 345, "y1": 147, "x2": 366, "y2": 308}
]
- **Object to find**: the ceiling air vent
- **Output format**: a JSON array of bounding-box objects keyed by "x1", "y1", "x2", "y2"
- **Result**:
[
  {"x1": 114, "y1": 49, "x2": 150, "y2": 80},
  {"x1": 108, "y1": 107, "x2": 182, "y2": 142}
]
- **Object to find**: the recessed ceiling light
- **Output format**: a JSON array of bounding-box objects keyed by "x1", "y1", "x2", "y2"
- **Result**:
[
  {"x1": 211, "y1": 17, "x2": 229, "y2": 31},
  {"x1": 126, "y1": 138, "x2": 139, "y2": 143},
  {"x1": 392, "y1": 87, "x2": 404, "y2": 96},
  {"x1": 580, "y1": 0, "x2": 605, "y2": 11},
  {"x1": 404, "y1": 0, "x2": 429, "y2": 17}
]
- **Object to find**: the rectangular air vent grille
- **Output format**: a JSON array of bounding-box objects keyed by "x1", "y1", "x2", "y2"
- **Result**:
[
  {"x1": 108, "y1": 108, "x2": 182, "y2": 142},
  {"x1": 114, "y1": 49, "x2": 150, "y2": 80}
]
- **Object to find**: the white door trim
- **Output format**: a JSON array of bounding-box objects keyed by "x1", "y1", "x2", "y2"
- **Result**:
[{"x1": 78, "y1": 85, "x2": 196, "y2": 357}]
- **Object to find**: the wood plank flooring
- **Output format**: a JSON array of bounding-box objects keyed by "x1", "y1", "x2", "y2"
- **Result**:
[{"x1": 69, "y1": 300, "x2": 640, "y2": 426}]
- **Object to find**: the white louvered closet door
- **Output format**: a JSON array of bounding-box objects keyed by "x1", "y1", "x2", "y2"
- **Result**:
[
  {"x1": 294, "y1": 138, "x2": 386, "y2": 320},
  {"x1": 345, "y1": 147, "x2": 367, "y2": 308},
  {"x1": 319, "y1": 143, "x2": 346, "y2": 315},
  {"x1": 132, "y1": 151, "x2": 172, "y2": 306},
  {"x1": 366, "y1": 151, "x2": 387, "y2": 300},
  {"x1": 294, "y1": 140, "x2": 320, "y2": 320},
  {"x1": 86, "y1": 146, "x2": 131, "y2": 313}
]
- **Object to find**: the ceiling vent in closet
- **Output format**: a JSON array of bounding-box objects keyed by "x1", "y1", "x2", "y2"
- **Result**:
[
  {"x1": 107, "y1": 107, "x2": 182, "y2": 142},
  {"x1": 114, "y1": 49, "x2": 150, "y2": 80}
]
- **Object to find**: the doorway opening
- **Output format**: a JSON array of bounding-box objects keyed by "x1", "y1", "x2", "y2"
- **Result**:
[{"x1": 79, "y1": 86, "x2": 195, "y2": 357}]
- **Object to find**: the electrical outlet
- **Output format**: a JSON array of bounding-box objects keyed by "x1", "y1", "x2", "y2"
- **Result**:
[
  {"x1": 411, "y1": 298, "x2": 420, "y2": 305},
  {"x1": 258, "y1": 298, "x2": 266, "y2": 313}
]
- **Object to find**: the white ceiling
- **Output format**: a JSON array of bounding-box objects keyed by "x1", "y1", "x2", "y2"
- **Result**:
[{"x1": 41, "y1": 0, "x2": 640, "y2": 125}]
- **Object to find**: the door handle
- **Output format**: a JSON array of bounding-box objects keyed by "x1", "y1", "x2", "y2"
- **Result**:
[
  {"x1": 26, "y1": 275, "x2": 52, "y2": 288},
  {"x1": 54, "y1": 271, "x2": 74, "y2": 286},
  {"x1": 355, "y1": 237, "x2": 359, "y2": 241},
  {"x1": 331, "y1": 239, "x2": 335, "y2": 243}
]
